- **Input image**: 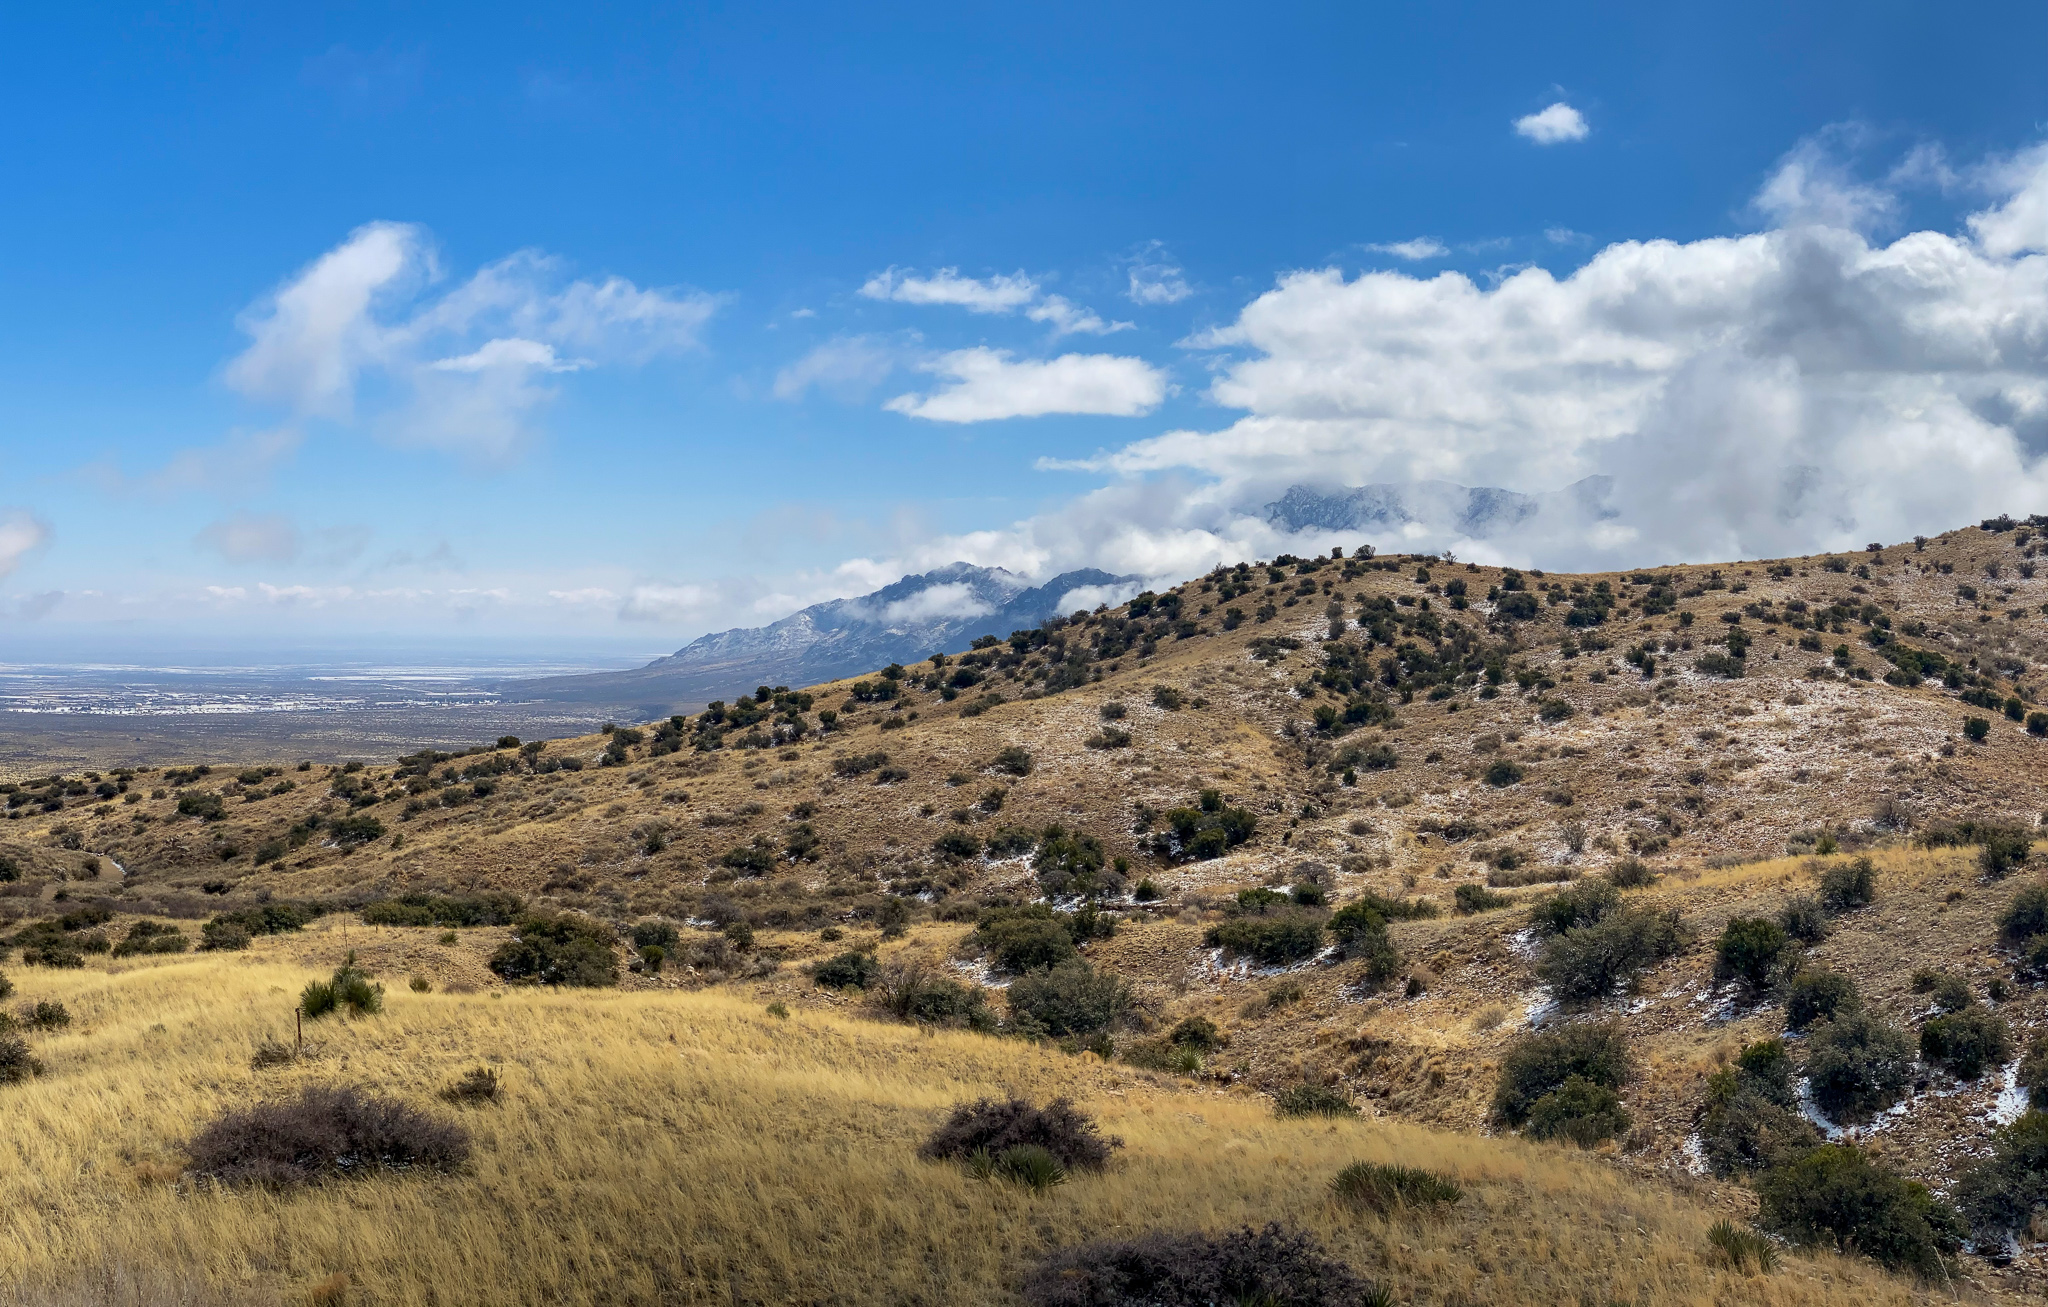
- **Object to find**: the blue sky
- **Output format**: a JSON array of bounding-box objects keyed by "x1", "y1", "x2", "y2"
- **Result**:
[{"x1": 3, "y1": 1, "x2": 2046, "y2": 653}]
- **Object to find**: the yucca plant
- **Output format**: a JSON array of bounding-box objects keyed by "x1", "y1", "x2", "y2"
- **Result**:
[
  {"x1": 996, "y1": 1145, "x2": 1068, "y2": 1192},
  {"x1": 1331, "y1": 1162, "x2": 1464, "y2": 1215},
  {"x1": 1706, "y1": 1219, "x2": 1779, "y2": 1273}
]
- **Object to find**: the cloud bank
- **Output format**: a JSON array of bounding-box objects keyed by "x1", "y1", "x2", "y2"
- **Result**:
[{"x1": 893, "y1": 135, "x2": 2048, "y2": 588}]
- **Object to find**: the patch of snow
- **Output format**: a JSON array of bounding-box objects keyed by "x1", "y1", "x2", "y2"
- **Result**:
[
  {"x1": 1992, "y1": 1058, "x2": 2029, "y2": 1126},
  {"x1": 1522, "y1": 986, "x2": 1559, "y2": 1028},
  {"x1": 1507, "y1": 928, "x2": 1539, "y2": 961},
  {"x1": 1679, "y1": 1133, "x2": 1710, "y2": 1177}
]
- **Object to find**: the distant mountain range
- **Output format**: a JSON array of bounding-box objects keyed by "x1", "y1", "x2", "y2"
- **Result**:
[
  {"x1": 1263, "y1": 476, "x2": 1614, "y2": 539},
  {"x1": 506, "y1": 563, "x2": 1137, "y2": 716}
]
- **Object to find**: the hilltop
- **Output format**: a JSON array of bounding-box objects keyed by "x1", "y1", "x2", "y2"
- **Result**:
[{"x1": 7, "y1": 515, "x2": 2048, "y2": 1301}]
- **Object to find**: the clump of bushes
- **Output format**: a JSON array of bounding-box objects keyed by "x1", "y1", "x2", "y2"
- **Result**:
[
  {"x1": 1454, "y1": 883, "x2": 1512, "y2": 914},
  {"x1": 1956, "y1": 1110, "x2": 2048, "y2": 1247},
  {"x1": 1491, "y1": 1022, "x2": 1632, "y2": 1146},
  {"x1": 1330, "y1": 1161, "x2": 1463, "y2": 1215},
  {"x1": 200, "y1": 900, "x2": 327, "y2": 952},
  {"x1": 1535, "y1": 903, "x2": 1684, "y2": 1004},
  {"x1": 111, "y1": 921, "x2": 188, "y2": 957},
  {"x1": 361, "y1": 892, "x2": 523, "y2": 928},
  {"x1": 1757, "y1": 1144, "x2": 1963, "y2": 1277},
  {"x1": 874, "y1": 957, "x2": 994, "y2": 1030},
  {"x1": 1204, "y1": 913, "x2": 1324, "y2": 966},
  {"x1": 920, "y1": 1096, "x2": 1120, "y2": 1172},
  {"x1": 1006, "y1": 961, "x2": 1129, "y2": 1037},
  {"x1": 1805, "y1": 1012, "x2": 1913, "y2": 1123},
  {"x1": 812, "y1": 949, "x2": 881, "y2": 990},
  {"x1": 185, "y1": 1085, "x2": 470, "y2": 1186},
  {"x1": 488, "y1": 912, "x2": 618, "y2": 987},
  {"x1": 1020, "y1": 1225, "x2": 1377, "y2": 1307},
  {"x1": 972, "y1": 905, "x2": 1112, "y2": 974},
  {"x1": 1819, "y1": 857, "x2": 1876, "y2": 912},
  {"x1": 1783, "y1": 968, "x2": 1861, "y2": 1032},
  {"x1": 1919, "y1": 1005, "x2": 2012, "y2": 1081},
  {"x1": 1157, "y1": 790, "x2": 1258, "y2": 861},
  {"x1": 1699, "y1": 1039, "x2": 1818, "y2": 1177}
]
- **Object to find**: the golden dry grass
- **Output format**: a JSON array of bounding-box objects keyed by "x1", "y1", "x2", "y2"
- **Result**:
[{"x1": 0, "y1": 942, "x2": 1944, "y2": 1307}]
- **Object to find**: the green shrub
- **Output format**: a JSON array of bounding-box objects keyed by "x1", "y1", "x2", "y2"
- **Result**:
[
  {"x1": 1273, "y1": 1082, "x2": 1357, "y2": 1118},
  {"x1": 1204, "y1": 913, "x2": 1324, "y2": 966},
  {"x1": 1169, "y1": 1016, "x2": 1222, "y2": 1052},
  {"x1": 361, "y1": 892, "x2": 523, "y2": 928},
  {"x1": 111, "y1": 921, "x2": 189, "y2": 957},
  {"x1": 1698, "y1": 1039, "x2": 1817, "y2": 1177},
  {"x1": 1535, "y1": 907, "x2": 1684, "y2": 1004},
  {"x1": 1006, "y1": 961, "x2": 1129, "y2": 1037},
  {"x1": 1981, "y1": 826, "x2": 2034, "y2": 878},
  {"x1": 1159, "y1": 792, "x2": 1258, "y2": 861},
  {"x1": 811, "y1": 950, "x2": 881, "y2": 990},
  {"x1": 1757, "y1": 1145, "x2": 1964, "y2": 1276},
  {"x1": 1806, "y1": 1012, "x2": 1913, "y2": 1123},
  {"x1": 1919, "y1": 1007, "x2": 2011, "y2": 1080},
  {"x1": 1034, "y1": 826, "x2": 1112, "y2": 898},
  {"x1": 1529, "y1": 877, "x2": 1618, "y2": 937},
  {"x1": 199, "y1": 919, "x2": 252, "y2": 952},
  {"x1": 1818, "y1": 857, "x2": 1876, "y2": 912},
  {"x1": 989, "y1": 746, "x2": 1035, "y2": 776},
  {"x1": 0, "y1": 1034, "x2": 44, "y2": 1084},
  {"x1": 22, "y1": 1000, "x2": 69, "y2": 1030},
  {"x1": 1965, "y1": 715, "x2": 1991, "y2": 743},
  {"x1": 1956, "y1": 1110, "x2": 2048, "y2": 1245},
  {"x1": 1606, "y1": 857, "x2": 1657, "y2": 888},
  {"x1": 1713, "y1": 917, "x2": 1794, "y2": 994},
  {"x1": 488, "y1": 913, "x2": 618, "y2": 987},
  {"x1": 1930, "y1": 973, "x2": 1972, "y2": 1013},
  {"x1": 975, "y1": 908, "x2": 1079, "y2": 974},
  {"x1": 1783, "y1": 968, "x2": 1861, "y2": 1032},
  {"x1": 1330, "y1": 1162, "x2": 1463, "y2": 1214},
  {"x1": 1777, "y1": 895, "x2": 1829, "y2": 944},
  {"x1": 1523, "y1": 1075, "x2": 1631, "y2": 1147},
  {"x1": 630, "y1": 920, "x2": 680, "y2": 952},
  {"x1": 1454, "y1": 883, "x2": 1511, "y2": 914},
  {"x1": 2001, "y1": 882, "x2": 2048, "y2": 943},
  {"x1": 1482, "y1": 759, "x2": 1524, "y2": 787},
  {"x1": 1491, "y1": 1022, "x2": 1631, "y2": 1128},
  {"x1": 301, "y1": 954, "x2": 383, "y2": 1020},
  {"x1": 932, "y1": 829, "x2": 983, "y2": 861}
]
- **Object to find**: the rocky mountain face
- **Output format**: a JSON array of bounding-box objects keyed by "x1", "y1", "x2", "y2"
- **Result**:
[
  {"x1": 1264, "y1": 476, "x2": 1615, "y2": 540},
  {"x1": 505, "y1": 563, "x2": 1136, "y2": 715}
]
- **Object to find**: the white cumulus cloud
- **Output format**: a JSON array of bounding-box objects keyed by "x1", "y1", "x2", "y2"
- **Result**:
[
  {"x1": 1514, "y1": 102, "x2": 1588, "y2": 145},
  {"x1": 885, "y1": 348, "x2": 1168, "y2": 422},
  {"x1": 917, "y1": 134, "x2": 2048, "y2": 579}
]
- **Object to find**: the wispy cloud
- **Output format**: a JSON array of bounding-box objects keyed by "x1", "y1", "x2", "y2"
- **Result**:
[
  {"x1": 0, "y1": 511, "x2": 49, "y2": 578},
  {"x1": 224, "y1": 222, "x2": 718, "y2": 463},
  {"x1": 1126, "y1": 243, "x2": 1193, "y2": 304},
  {"x1": 884, "y1": 347, "x2": 1167, "y2": 422},
  {"x1": 860, "y1": 266, "x2": 1126, "y2": 335},
  {"x1": 1367, "y1": 237, "x2": 1448, "y2": 261}
]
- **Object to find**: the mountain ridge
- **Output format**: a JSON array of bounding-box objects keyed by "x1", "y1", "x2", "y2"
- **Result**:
[{"x1": 506, "y1": 562, "x2": 1137, "y2": 713}]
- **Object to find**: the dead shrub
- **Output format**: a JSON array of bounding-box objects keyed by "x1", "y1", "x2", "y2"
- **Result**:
[{"x1": 185, "y1": 1085, "x2": 470, "y2": 1186}]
